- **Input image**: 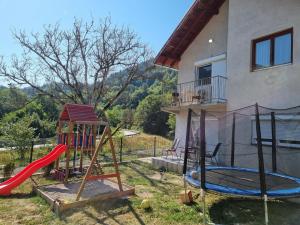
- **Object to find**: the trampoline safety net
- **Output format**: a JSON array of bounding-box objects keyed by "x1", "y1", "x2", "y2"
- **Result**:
[{"x1": 183, "y1": 104, "x2": 300, "y2": 198}]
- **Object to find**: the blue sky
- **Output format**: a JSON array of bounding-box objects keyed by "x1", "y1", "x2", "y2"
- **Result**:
[{"x1": 0, "y1": 0, "x2": 194, "y2": 57}]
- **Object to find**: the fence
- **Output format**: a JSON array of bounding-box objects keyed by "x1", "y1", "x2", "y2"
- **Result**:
[
  {"x1": 104, "y1": 135, "x2": 171, "y2": 162},
  {"x1": 0, "y1": 134, "x2": 172, "y2": 177}
]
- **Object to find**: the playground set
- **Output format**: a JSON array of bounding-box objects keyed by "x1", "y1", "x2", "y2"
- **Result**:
[{"x1": 0, "y1": 103, "x2": 134, "y2": 214}]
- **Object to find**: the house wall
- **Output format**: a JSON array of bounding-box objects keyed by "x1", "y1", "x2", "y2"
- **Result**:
[
  {"x1": 217, "y1": 0, "x2": 300, "y2": 178},
  {"x1": 174, "y1": 1, "x2": 229, "y2": 150},
  {"x1": 175, "y1": 110, "x2": 188, "y2": 150},
  {"x1": 174, "y1": 108, "x2": 219, "y2": 155},
  {"x1": 178, "y1": 0, "x2": 229, "y2": 84},
  {"x1": 226, "y1": 0, "x2": 300, "y2": 110}
]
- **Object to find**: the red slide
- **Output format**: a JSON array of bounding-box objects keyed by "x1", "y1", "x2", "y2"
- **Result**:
[{"x1": 0, "y1": 144, "x2": 67, "y2": 196}]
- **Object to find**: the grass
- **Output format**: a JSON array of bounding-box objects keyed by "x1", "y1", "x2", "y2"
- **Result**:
[{"x1": 0, "y1": 161, "x2": 300, "y2": 225}]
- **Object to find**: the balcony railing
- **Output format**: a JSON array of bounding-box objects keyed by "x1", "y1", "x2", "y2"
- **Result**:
[{"x1": 168, "y1": 76, "x2": 227, "y2": 107}]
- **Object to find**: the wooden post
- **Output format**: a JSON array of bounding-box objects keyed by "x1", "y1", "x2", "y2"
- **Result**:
[
  {"x1": 153, "y1": 136, "x2": 157, "y2": 157},
  {"x1": 76, "y1": 126, "x2": 109, "y2": 200},
  {"x1": 107, "y1": 126, "x2": 123, "y2": 192},
  {"x1": 92, "y1": 125, "x2": 97, "y2": 157},
  {"x1": 29, "y1": 141, "x2": 34, "y2": 163},
  {"x1": 120, "y1": 137, "x2": 123, "y2": 163},
  {"x1": 65, "y1": 122, "x2": 74, "y2": 182},
  {"x1": 55, "y1": 121, "x2": 62, "y2": 170},
  {"x1": 73, "y1": 124, "x2": 80, "y2": 169},
  {"x1": 80, "y1": 124, "x2": 86, "y2": 172},
  {"x1": 271, "y1": 112, "x2": 277, "y2": 173},
  {"x1": 89, "y1": 126, "x2": 92, "y2": 157}
]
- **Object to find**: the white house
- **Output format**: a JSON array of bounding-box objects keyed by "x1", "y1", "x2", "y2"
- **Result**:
[{"x1": 155, "y1": 0, "x2": 300, "y2": 174}]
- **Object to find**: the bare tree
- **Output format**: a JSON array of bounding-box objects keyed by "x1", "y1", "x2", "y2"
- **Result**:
[{"x1": 0, "y1": 17, "x2": 151, "y2": 111}]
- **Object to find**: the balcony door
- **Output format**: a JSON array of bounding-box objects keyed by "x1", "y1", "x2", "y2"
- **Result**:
[
  {"x1": 195, "y1": 64, "x2": 212, "y2": 102},
  {"x1": 196, "y1": 64, "x2": 212, "y2": 85}
]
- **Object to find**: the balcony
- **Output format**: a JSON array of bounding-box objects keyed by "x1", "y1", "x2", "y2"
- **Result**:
[{"x1": 162, "y1": 76, "x2": 227, "y2": 113}]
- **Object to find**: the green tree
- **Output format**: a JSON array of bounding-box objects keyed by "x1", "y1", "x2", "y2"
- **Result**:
[
  {"x1": 167, "y1": 114, "x2": 176, "y2": 138},
  {"x1": 0, "y1": 87, "x2": 27, "y2": 118},
  {"x1": 134, "y1": 95, "x2": 170, "y2": 136},
  {"x1": 1, "y1": 116, "x2": 36, "y2": 160},
  {"x1": 106, "y1": 106, "x2": 123, "y2": 127},
  {"x1": 2, "y1": 99, "x2": 57, "y2": 138}
]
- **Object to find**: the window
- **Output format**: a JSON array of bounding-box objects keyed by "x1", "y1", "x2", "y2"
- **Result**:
[
  {"x1": 252, "y1": 28, "x2": 293, "y2": 70},
  {"x1": 195, "y1": 64, "x2": 211, "y2": 85},
  {"x1": 251, "y1": 115, "x2": 300, "y2": 149}
]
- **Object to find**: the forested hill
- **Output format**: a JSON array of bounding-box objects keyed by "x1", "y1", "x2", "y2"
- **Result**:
[
  {"x1": 105, "y1": 63, "x2": 177, "y2": 137},
  {"x1": 0, "y1": 63, "x2": 177, "y2": 142}
]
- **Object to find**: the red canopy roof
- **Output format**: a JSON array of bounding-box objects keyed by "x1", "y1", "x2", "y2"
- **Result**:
[
  {"x1": 59, "y1": 104, "x2": 99, "y2": 123},
  {"x1": 154, "y1": 0, "x2": 225, "y2": 69}
]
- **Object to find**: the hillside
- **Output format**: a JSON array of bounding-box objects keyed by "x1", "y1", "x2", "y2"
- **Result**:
[{"x1": 0, "y1": 63, "x2": 177, "y2": 140}]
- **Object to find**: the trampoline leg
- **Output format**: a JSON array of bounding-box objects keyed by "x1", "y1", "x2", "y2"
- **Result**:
[
  {"x1": 201, "y1": 188, "x2": 206, "y2": 225},
  {"x1": 264, "y1": 194, "x2": 269, "y2": 225}
]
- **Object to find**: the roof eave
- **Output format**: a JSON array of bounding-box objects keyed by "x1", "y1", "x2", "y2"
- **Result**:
[{"x1": 154, "y1": 0, "x2": 225, "y2": 69}]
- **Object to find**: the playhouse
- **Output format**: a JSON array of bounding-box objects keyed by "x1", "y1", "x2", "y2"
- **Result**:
[
  {"x1": 54, "y1": 103, "x2": 102, "y2": 181},
  {"x1": 0, "y1": 103, "x2": 135, "y2": 214}
]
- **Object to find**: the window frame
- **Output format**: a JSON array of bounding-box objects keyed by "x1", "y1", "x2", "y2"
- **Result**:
[
  {"x1": 195, "y1": 63, "x2": 212, "y2": 85},
  {"x1": 251, "y1": 28, "x2": 293, "y2": 71},
  {"x1": 251, "y1": 114, "x2": 300, "y2": 149}
]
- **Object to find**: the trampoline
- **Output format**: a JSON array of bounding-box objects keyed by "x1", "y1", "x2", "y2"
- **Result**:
[
  {"x1": 182, "y1": 104, "x2": 300, "y2": 199},
  {"x1": 185, "y1": 166, "x2": 300, "y2": 198}
]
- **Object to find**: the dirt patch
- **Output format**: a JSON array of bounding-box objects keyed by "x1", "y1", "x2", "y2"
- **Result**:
[{"x1": 149, "y1": 172, "x2": 163, "y2": 181}]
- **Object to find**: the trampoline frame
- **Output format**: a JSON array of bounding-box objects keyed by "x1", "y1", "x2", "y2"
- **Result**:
[{"x1": 185, "y1": 166, "x2": 300, "y2": 198}]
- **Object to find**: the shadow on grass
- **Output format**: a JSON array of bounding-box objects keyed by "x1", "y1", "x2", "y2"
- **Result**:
[
  {"x1": 124, "y1": 163, "x2": 171, "y2": 194},
  {"x1": 0, "y1": 191, "x2": 35, "y2": 199},
  {"x1": 62, "y1": 198, "x2": 146, "y2": 225},
  {"x1": 209, "y1": 197, "x2": 300, "y2": 225}
]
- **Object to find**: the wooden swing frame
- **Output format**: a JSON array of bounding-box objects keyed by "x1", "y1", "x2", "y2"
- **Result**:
[{"x1": 76, "y1": 125, "x2": 123, "y2": 201}]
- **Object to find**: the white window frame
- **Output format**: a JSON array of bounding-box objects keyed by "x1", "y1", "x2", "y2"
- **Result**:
[{"x1": 251, "y1": 114, "x2": 300, "y2": 149}]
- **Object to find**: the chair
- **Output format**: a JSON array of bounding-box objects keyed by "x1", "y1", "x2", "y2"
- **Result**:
[
  {"x1": 205, "y1": 143, "x2": 222, "y2": 165},
  {"x1": 179, "y1": 146, "x2": 198, "y2": 163},
  {"x1": 163, "y1": 138, "x2": 180, "y2": 159}
]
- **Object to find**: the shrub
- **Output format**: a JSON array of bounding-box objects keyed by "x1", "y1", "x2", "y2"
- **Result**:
[
  {"x1": 43, "y1": 162, "x2": 55, "y2": 177},
  {"x1": 3, "y1": 162, "x2": 15, "y2": 179},
  {"x1": 1, "y1": 116, "x2": 36, "y2": 160}
]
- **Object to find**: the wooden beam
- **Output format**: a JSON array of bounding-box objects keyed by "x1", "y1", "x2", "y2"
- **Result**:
[
  {"x1": 65, "y1": 122, "x2": 74, "y2": 182},
  {"x1": 107, "y1": 126, "x2": 123, "y2": 192},
  {"x1": 79, "y1": 124, "x2": 86, "y2": 172},
  {"x1": 86, "y1": 173, "x2": 119, "y2": 181},
  {"x1": 55, "y1": 121, "x2": 62, "y2": 170}
]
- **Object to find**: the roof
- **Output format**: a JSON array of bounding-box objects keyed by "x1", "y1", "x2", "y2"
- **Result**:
[
  {"x1": 154, "y1": 0, "x2": 226, "y2": 69},
  {"x1": 59, "y1": 104, "x2": 99, "y2": 123}
]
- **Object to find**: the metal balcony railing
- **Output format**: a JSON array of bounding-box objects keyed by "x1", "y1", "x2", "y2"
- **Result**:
[{"x1": 169, "y1": 76, "x2": 227, "y2": 107}]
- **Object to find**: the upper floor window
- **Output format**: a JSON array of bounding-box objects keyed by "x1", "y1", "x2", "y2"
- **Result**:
[{"x1": 252, "y1": 28, "x2": 293, "y2": 71}]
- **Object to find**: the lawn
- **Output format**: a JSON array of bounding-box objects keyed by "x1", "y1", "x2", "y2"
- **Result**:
[{"x1": 0, "y1": 161, "x2": 300, "y2": 225}]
